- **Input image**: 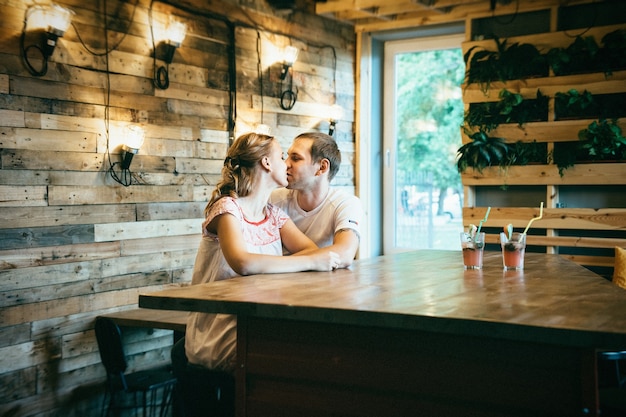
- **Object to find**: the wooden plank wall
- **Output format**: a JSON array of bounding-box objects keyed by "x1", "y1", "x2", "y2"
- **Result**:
[{"x1": 0, "y1": 0, "x2": 355, "y2": 415}]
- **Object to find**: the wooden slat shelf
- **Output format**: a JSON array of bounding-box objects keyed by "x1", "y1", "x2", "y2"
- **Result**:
[
  {"x1": 482, "y1": 232, "x2": 626, "y2": 248},
  {"x1": 463, "y1": 207, "x2": 626, "y2": 231},
  {"x1": 461, "y1": 163, "x2": 626, "y2": 185},
  {"x1": 478, "y1": 230, "x2": 623, "y2": 269},
  {"x1": 462, "y1": 70, "x2": 626, "y2": 102},
  {"x1": 461, "y1": 119, "x2": 626, "y2": 144},
  {"x1": 461, "y1": 19, "x2": 626, "y2": 274},
  {"x1": 461, "y1": 23, "x2": 626, "y2": 55}
]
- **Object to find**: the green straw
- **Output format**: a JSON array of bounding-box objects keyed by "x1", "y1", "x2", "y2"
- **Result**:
[{"x1": 476, "y1": 206, "x2": 491, "y2": 235}]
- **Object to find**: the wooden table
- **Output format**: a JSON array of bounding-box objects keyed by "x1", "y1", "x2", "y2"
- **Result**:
[{"x1": 139, "y1": 250, "x2": 626, "y2": 417}]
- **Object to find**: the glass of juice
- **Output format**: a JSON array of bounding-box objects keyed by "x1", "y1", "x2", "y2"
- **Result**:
[
  {"x1": 500, "y1": 232, "x2": 526, "y2": 270},
  {"x1": 460, "y1": 232, "x2": 485, "y2": 269}
]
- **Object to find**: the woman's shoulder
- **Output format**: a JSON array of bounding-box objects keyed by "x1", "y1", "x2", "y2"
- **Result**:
[
  {"x1": 209, "y1": 196, "x2": 240, "y2": 214},
  {"x1": 266, "y1": 202, "x2": 290, "y2": 225},
  {"x1": 202, "y1": 197, "x2": 243, "y2": 234}
]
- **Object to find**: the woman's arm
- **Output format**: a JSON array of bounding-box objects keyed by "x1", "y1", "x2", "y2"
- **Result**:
[
  {"x1": 216, "y1": 214, "x2": 339, "y2": 275},
  {"x1": 279, "y1": 219, "x2": 317, "y2": 254}
]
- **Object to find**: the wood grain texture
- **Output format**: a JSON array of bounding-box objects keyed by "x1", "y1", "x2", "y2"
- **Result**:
[
  {"x1": 140, "y1": 250, "x2": 626, "y2": 346},
  {"x1": 0, "y1": 1, "x2": 356, "y2": 415},
  {"x1": 99, "y1": 308, "x2": 189, "y2": 332},
  {"x1": 141, "y1": 250, "x2": 626, "y2": 416}
]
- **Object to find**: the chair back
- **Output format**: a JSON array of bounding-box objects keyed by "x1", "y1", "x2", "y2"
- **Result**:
[{"x1": 95, "y1": 317, "x2": 129, "y2": 378}]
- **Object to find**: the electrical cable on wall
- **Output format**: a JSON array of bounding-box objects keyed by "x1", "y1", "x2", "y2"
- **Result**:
[
  {"x1": 100, "y1": 0, "x2": 130, "y2": 186},
  {"x1": 101, "y1": 0, "x2": 142, "y2": 186},
  {"x1": 563, "y1": 1, "x2": 598, "y2": 38},
  {"x1": 158, "y1": 0, "x2": 342, "y2": 142},
  {"x1": 73, "y1": 1, "x2": 137, "y2": 56},
  {"x1": 149, "y1": 2, "x2": 170, "y2": 89},
  {"x1": 491, "y1": 0, "x2": 519, "y2": 26},
  {"x1": 147, "y1": 0, "x2": 237, "y2": 145},
  {"x1": 227, "y1": 22, "x2": 237, "y2": 146},
  {"x1": 19, "y1": 7, "x2": 48, "y2": 76},
  {"x1": 64, "y1": 0, "x2": 142, "y2": 186},
  {"x1": 257, "y1": 30, "x2": 264, "y2": 125}
]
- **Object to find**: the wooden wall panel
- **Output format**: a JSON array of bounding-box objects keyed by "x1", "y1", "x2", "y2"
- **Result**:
[
  {"x1": 47, "y1": 184, "x2": 193, "y2": 205},
  {"x1": 0, "y1": 204, "x2": 137, "y2": 228},
  {"x1": 0, "y1": 224, "x2": 95, "y2": 250},
  {"x1": 0, "y1": 74, "x2": 8, "y2": 93},
  {"x1": 0, "y1": 241, "x2": 121, "y2": 270},
  {"x1": 0, "y1": 0, "x2": 355, "y2": 415}
]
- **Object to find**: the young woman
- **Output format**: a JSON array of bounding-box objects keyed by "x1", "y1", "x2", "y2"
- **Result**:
[{"x1": 184, "y1": 132, "x2": 340, "y2": 374}]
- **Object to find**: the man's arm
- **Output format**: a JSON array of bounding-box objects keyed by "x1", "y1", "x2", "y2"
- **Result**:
[{"x1": 331, "y1": 228, "x2": 360, "y2": 268}]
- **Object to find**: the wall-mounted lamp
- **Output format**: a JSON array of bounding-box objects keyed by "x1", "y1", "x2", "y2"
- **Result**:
[
  {"x1": 109, "y1": 125, "x2": 145, "y2": 187},
  {"x1": 280, "y1": 46, "x2": 298, "y2": 80},
  {"x1": 328, "y1": 104, "x2": 344, "y2": 136},
  {"x1": 21, "y1": 3, "x2": 74, "y2": 76},
  {"x1": 255, "y1": 124, "x2": 272, "y2": 136},
  {"x1": 279, "y1": 45, "x2": 298, "y2": 110},
  {"x1": 154, "y1": 17, "x2": 187, "y2": 89}
]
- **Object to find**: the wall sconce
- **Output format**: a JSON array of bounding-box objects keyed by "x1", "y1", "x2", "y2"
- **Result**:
[
  {"x1": 21, "y1": 3, "x2": 74, "y2": 76},
  {"x1": 255, "y1": 124, "x2": 272, "y2": 136},
  {"x1": 328, "y1": 104, "x2": 344, "y2": 136},
  {"x1": 280, "y1": 46, "x2": 298, "y2": 80},
  {"x1": 279, "y1": 46, "x2": 298, "y2": 110},
  {"x1": 154, "y1": 17, "x2": 187, "y2": 89},
  {"x1": 109, "y1": 125, "x2": 145, "y2": 187}
]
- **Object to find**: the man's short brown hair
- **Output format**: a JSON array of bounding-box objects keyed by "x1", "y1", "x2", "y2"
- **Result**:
[{"x1": 294, "y1": 132, "x2": 341, "y2": 181}]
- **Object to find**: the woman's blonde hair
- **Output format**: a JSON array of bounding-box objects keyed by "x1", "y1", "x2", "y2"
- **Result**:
[{"x1": 205, "y1": 132, "x2": 275, "y2": 216}]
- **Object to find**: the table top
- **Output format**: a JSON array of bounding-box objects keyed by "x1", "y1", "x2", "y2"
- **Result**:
[
  {"x1": 99, "y1": 308, "x2": 188, "y2": 332},
  {"x1": 139, "y1": 250, "x2": 626, "y2": 349}
]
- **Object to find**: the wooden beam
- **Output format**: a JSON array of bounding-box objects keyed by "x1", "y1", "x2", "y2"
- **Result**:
[{"x1": 316, "y1": 0, "x2": 606, "y2": 33}]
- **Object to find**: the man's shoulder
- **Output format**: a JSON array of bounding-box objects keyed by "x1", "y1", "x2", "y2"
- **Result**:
[{"x1": 327, "y1": 187, "x2": 361, "y2": 204}]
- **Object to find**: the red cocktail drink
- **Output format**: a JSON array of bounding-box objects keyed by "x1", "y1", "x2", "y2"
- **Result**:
[
  {"x1": 500, "y1": 232, "x2": 526, "y2": 270},
  {"x1": 461, "y1": 232, "x2": 485, "y2": 269}
]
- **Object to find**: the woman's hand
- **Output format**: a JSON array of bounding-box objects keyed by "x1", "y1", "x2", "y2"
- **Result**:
[{"x1": 308, "y1": 250, "x2": 341, "y2": 271}]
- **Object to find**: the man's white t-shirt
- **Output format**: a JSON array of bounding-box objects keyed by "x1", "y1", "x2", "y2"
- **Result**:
[{"x1": 270, "y1": 188, "x2": 362, "y2": 249}]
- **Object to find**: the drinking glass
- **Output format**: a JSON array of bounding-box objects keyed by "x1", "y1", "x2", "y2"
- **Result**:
[
  {"x1": 500, "y1": 232, "x2": 526, "y2": 270},
  {"x1": 460, "y1": 232, "x2": 485, "y2": 269}
]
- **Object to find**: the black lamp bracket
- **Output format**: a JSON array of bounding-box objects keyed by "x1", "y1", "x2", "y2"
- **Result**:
[
  {"x1": 154, "y1": 41, "x2": 178, "y2": 89},
  {"x1": 279, "y1": 67, "x2": 297, "y2": 110},
  {"x1": 20, "y1": 28, "x2": 53, "y2": 76},
  {"x1": 329, "y1": 120, "x2": 337, "y2": 136}
]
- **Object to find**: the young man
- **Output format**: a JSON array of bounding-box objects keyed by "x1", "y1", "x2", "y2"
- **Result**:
[{"x1": 270, "y1": 132, "x2": 363, "y2": 268}]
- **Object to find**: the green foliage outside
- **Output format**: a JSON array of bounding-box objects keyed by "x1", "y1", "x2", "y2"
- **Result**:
[{"x1": 395, "y1": 48, "x2": 465, "y2": 194}]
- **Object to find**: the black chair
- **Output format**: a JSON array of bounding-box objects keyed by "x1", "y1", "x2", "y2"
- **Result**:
[
  {"x1": 95, "y1": 316, "x2": 177, "y2": 417},
  {"x1": 599, "y1": 350, "x2": 626, "y2": 388},
  {"x1": 598, "y1": 350, "x2": 626, "y2": 416},
  {"x1": 170, "y1": 337, "x2": 235, "y2": 417}
]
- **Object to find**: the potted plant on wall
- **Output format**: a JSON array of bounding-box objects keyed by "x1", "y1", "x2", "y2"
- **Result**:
[
  {"x1": 456, "y1": 129, "x2": 513, "y2": 174},
  {"x1": 464, "y1": 38, "x2": 547, "y2": 92},
  {"x1": 552, "y1": 118, "x2": 626, "y2": 175},
  {"x1": 510, "y1": 140, "x2": 548, "y2": 165},
  {"x1": 465, "y1": 89, "x2": 548, "y2": 130},
  {"x1": 554, "y1": 89, "x2": 597, "y2": 120},
  {"x1": 579, "y1": 119, "x2": 626, "y2": 161},
  {"x1": 462, "y1": 89, "x2": 549, "y2": 173},
  {"x1": 547, "y1": 29, "x2": 626, "y2": 77},
  {"x1": 598, "y1": 29, "x2": 626, "y2": 74},
  {"x1": 547, "y1": 35, "x2": 602, "y2": 76}
]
